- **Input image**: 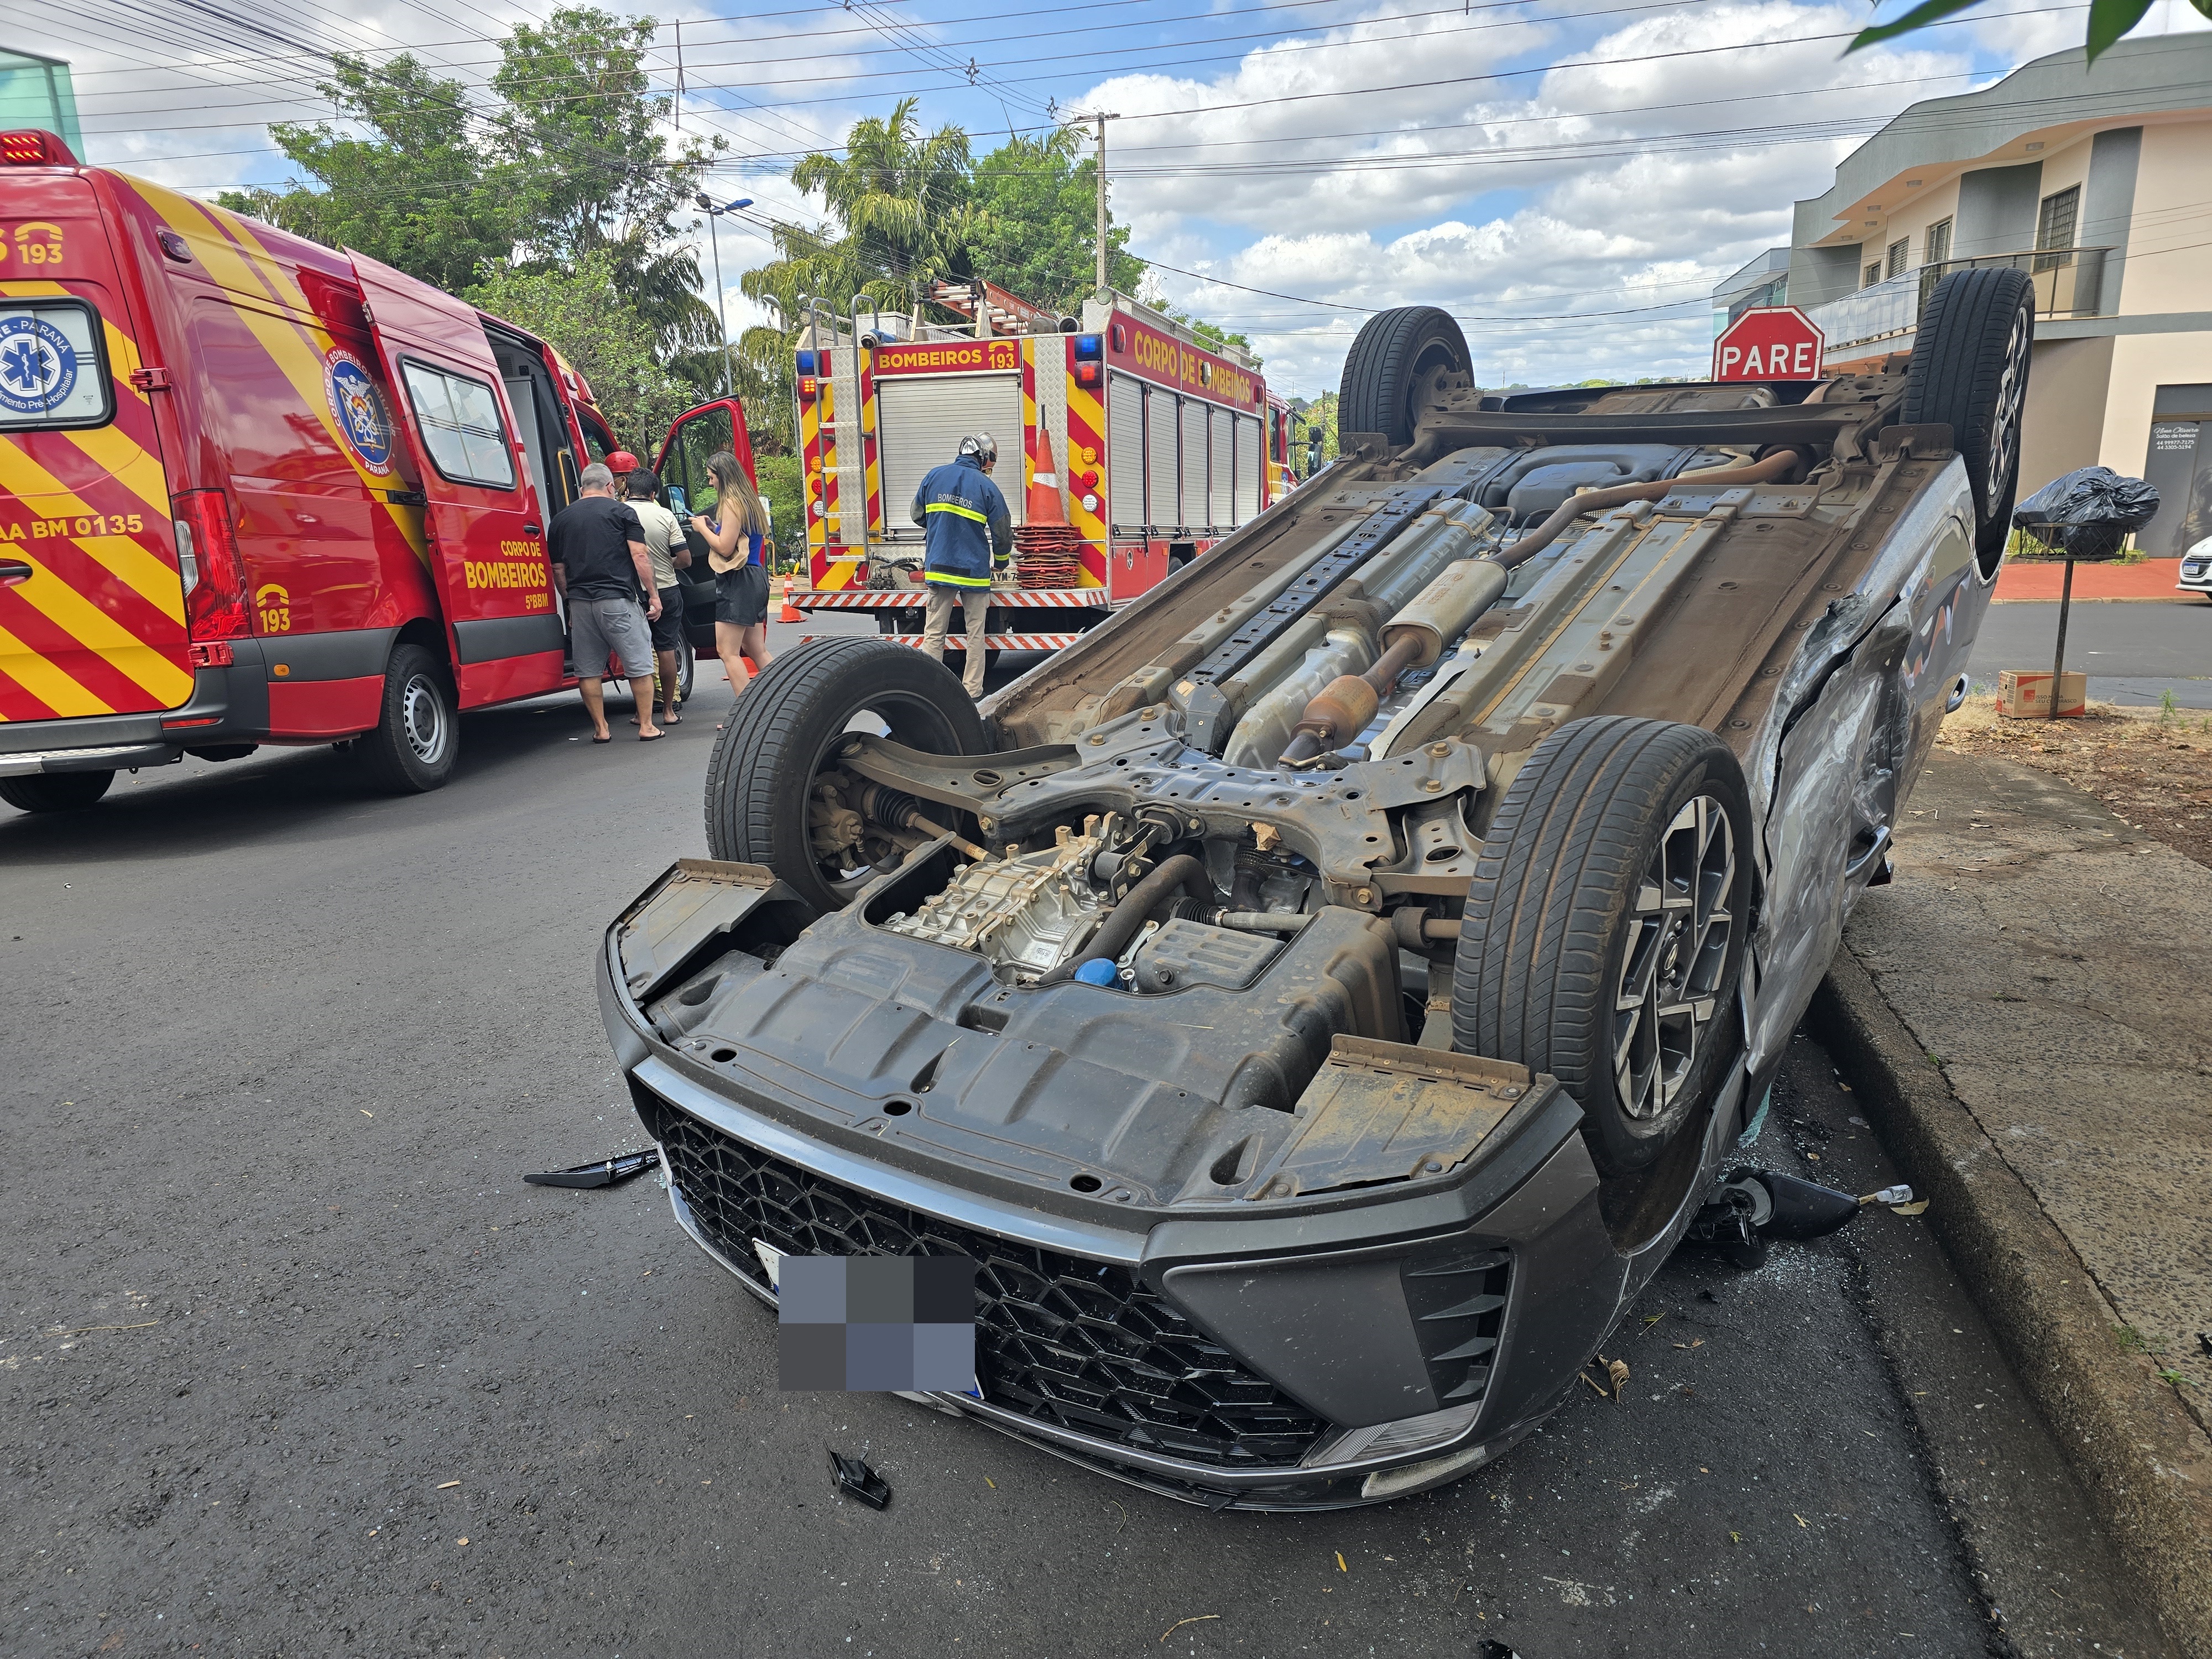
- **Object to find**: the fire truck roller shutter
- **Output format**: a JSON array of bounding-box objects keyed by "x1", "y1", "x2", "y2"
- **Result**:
[
  {"x1": 878, "y1": 373, "x2": 1025, "y2": 536},
  {"x1": 1108, "y1": 375, "x2": 1145, "y2": 534},
  {"x1": 1180, "y1": 399, "x2": 1208, "y2": 533},
  {"x1": 1146, "y1": 387, "x2": 1180, "y2": 529},
  {"x1": 1234, "y1": 413, "x2": 1262, "y2": 520},
  {"x1": 1208, "y1": 406, "x2": 1234, "y2": 530}
]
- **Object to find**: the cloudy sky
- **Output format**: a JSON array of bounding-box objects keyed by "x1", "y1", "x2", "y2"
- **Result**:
[{"x1": 19, "y1": 0, "x2": 2211, "y2": 397}]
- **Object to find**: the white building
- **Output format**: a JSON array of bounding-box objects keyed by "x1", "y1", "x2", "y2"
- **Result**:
[{"x1": 1721, "y1": 35, "x2": 2212, "y2": 552}]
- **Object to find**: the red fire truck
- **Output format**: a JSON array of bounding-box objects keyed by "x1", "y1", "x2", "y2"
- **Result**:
[
  {"x1": 0, "y1": 128, "x2": 749, "y2": 811},
  {"x1": 792, "y1": 280, "x2": 1291, "y2": 656}
]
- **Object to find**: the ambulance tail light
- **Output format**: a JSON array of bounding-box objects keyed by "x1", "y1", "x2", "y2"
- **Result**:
[{"x1": 172, "y1": 488, "x2": 251, "y2": 644}]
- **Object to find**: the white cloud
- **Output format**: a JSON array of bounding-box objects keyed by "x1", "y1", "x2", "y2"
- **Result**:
[{"x1": 1079, "y1": 1, "x2": 2004, "y2": 391}]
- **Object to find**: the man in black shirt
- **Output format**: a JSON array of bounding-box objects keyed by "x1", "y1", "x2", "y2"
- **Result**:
[{"x1": 550, "y1": 462, "x2": 665, "y2": 742}]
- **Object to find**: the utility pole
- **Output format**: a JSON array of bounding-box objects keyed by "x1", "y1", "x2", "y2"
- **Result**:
[
  {"x1": 1093, "y1": 112, "x2": 1117, "y2": 295},
  {"x1": 672, "y1": 19, "x2": 684, "y2": 133}
]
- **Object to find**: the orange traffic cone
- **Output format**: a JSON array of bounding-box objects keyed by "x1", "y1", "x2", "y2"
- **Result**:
[
  {"x1": 778, "y1": 572, "x2": 806, "y2": 624},
  {"x1": 1026, "y1": 427, "x2": 1068, "y2": 525}
]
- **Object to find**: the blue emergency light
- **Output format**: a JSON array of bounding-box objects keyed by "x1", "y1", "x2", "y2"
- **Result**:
[
  {"x1": 795, "y1": 349, "x2": 818, "y2": 375},
  {"x1": 1073, "y1": 335, "x2": 1103, "y2": 361}
]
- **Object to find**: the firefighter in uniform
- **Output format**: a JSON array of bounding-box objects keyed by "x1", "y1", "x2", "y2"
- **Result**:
[{"x1": 911, "y1": 432, "x2": 1013, "y2": 698}]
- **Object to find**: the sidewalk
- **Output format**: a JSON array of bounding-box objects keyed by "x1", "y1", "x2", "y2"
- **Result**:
[
  {"x1": 1995, "y1": 556, "x2": 2187, "y2": 601},
  {"x1": 1813, "y1": 748, "x2": 2212, "y2": 1655}
]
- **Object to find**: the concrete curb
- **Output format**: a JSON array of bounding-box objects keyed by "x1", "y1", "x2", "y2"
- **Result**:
[{"x1": 1811, "y1": 952, "x2": 2212, "y2": 1659}]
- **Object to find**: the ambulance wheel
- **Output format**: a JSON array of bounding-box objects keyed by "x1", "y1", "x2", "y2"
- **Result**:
[
  {"x1": 359, "y1": 643, "x2": 457, "y2": 794},
  {"x1": 705, "y1": 637, "x2": 990, "y2": 914},
  {"x1": 1903, "y1": 266, "x2": 2034, "y2": 572},
  {"x1": 0, "y1": 769, "x2": 114, "y2": 813},
  {"x1": 1338, "y1": 306, "x2": 1474, "y2": 448}
]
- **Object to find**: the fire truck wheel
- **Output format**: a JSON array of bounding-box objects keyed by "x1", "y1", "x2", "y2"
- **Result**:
[
  {"x1": 358, "y1": 643, "x2": 458, "y2": 794},
  {"x1": 0, "y1": 769, "x2": 115, "y2": 813},
  {"x1": 1338, "y1": 306, "x2": 1474, "y2": 448},
  {"x1": 1902, "y1": 266, "x2": 2035, "y2": 571},
  {"x1": 705, "y1": 637, "x2": 990, "y2": 914}
]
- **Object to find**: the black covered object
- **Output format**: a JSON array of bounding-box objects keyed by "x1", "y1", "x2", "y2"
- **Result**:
[{"x1": 2012, "y1": 467, "x2": 2161, "y2": 562}]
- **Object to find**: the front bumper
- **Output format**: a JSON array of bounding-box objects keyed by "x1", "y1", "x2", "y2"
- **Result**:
[
  {"x1": 0, "y1": 649, "x2": 271, "y2": 776},
  {"x1": 598, "y1": 911, "x2": 1640, "y2": 1510},
  {"x1": 2179, "y1": 558, "x2": 2210, "y2": 596}
]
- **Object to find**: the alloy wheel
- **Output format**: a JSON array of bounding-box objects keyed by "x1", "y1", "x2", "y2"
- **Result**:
[{"x1": 1613, "y1": 795, "x2": 1735, "y2": 1120}]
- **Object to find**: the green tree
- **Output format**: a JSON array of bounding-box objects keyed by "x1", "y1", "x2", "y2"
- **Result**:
[
  {"x1": 1849, "y1": 0, "x2": 2208, "y2": 60},
  {"x1": 966, "y1": 126, "x2": 1144, "y2": 313},
  {"x1": 468, "y1": 251, "x2": 690, "y2": 453},
  {"x1": 217, "y1": 53, "x2": 509, "y2": 294},
  {"x1": 220, "y1": 8, "x2": 717, "y2": 366},
  {"x1": 489, "y1": 7, "x2": 721, "y2": 356}
]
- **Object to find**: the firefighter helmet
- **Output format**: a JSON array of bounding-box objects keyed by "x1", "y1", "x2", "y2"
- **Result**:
[{"x1": 957, "y1": 432, "x2": 998, "y2": 465}]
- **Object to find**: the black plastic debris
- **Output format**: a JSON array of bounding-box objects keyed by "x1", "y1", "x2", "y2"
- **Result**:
[
  {"x1": 1684, "y1": 1166, "x2": 1865, "y2": 1268},
  {"x1": 828, "y1": 1449, "x2": 891, "y2": 1509},
  {"x1": 523, "y1": 1147, "x2": 662, "y2": 1190},
  {"x1": 2012, "y1": 466, "x2": 2161, "y2": 562}
]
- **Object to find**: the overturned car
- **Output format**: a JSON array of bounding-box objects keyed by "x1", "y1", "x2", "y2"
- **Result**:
[{"x1": 597, "y1": 270, "x2": 2033, "y2": 1509}]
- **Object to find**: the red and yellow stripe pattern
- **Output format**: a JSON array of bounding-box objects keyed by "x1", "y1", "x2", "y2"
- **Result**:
[
  {"x1": 1062, "y1": 337, "x2": 1108, "y2": 589},
  {"x1": 0, "y1": 276, "x2": 192, "y2": 721},
  {"x1": 859, "y1": 344, "x2": 881, "y2": 539}
]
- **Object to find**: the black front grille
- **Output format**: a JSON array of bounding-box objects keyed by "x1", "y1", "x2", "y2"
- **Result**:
[{"x1": 650, "y1": 1104, "x2": 1331, "y2": 1469}]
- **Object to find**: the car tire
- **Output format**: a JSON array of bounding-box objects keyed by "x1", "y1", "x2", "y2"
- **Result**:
[
  {"x1": 1902, "y1": 267, "x2": 2034, "y2": 570},
  {"x1": 1451, "y1": 716, "x2": 1752, "y2": 1179},
  {"x1": 671, "y1": 639, "x2": 696, "y2": 707},
  {"x1": 357, "y1": 642, "x2": 457, "y2": 794},
  {"x1": 0, "y1": 769, "x2": 115, "y2": 813},
  {"x1": 1338, "y1": 306, "x2": 1474, "y2": 448},
  {"x1": 705, "y1": 637, "x2": 990, "y2": 914}
]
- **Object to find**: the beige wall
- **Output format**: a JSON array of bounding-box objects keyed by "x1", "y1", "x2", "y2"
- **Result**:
[
  {"x1": 2099, "y1": 331, "x2": 2212, "y2": 476},
  {"x1": 2117, "y1": 117, "x2": 2212, "y2": 315},
  {"x1": 2020, "y1": 336, "x2": 2116, "y2": 492}
]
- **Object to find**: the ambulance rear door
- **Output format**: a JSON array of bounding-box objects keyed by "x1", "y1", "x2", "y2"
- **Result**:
[
  {"x1": 0, "y1": 159, "x2": 193, "y2": 726},
  {"x1": 348, "y1": 253, "x2": 565, "y2": 708}
]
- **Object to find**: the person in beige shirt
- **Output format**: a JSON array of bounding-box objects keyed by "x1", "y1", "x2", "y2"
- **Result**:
[{"x1": 624, "y1": 466, "x2": 690, "y2": 727}]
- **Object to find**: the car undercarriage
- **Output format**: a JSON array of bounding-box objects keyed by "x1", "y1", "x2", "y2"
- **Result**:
[{"x1": 601, "y1": 275, "x2": 2034, "y2": 1507}]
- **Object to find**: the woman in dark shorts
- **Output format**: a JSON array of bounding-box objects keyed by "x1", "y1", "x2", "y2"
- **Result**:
[{"x1": 692, "y1": 450, "x2": 773, "y2": 700}]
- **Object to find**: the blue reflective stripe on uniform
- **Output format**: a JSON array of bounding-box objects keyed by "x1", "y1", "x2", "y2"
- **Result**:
[
  {"x1": 926, "y1": 501, "x2": 989, "y2": 524},
  {"x1": 925, "y1": 570, "x2": 993, "y2": 587}
]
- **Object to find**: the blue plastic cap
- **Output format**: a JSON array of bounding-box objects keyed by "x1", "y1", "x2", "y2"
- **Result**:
[{"x1": 1072, "y1": 958, "x2": 1118, "y2": 987}]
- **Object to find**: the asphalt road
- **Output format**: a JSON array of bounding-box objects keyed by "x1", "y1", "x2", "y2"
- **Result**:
[
  {"x1": 1, "y1": 654, "x2": 2167, "y2": 1659},
  {"x1": 1970, "y1": 596, "x2": 2210, "y2": 706}
]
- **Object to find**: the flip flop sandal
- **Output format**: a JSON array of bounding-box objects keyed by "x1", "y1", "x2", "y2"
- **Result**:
[
  {"x1": 592, "y1": 733, "x2": 613, "y2": 744},
  {"x1": 639, "y1": 731, "x2": 665, "y2": 742}
]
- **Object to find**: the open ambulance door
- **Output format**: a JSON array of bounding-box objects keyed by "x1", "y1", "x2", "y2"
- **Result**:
[
  {"x1": 348, "y1": 252, "x2": 566, "y2": 708},
  {"x1": 654, "y1": 398, "x2": 759, "y2": 568}
]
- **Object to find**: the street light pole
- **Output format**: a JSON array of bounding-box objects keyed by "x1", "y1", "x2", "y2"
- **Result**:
[{"x1": 694, "y1": 195, "x2": 753, "y2": 399}]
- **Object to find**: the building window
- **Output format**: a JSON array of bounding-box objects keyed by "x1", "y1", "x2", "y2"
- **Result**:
[
  {"x1": 1864, "y1": 260, "x2": 1882, "y2": 288},
  {"x1": 1924, "y1": 217, "x2": 1953, "y2": 268},
  {"x1": 2037, "y1": 185, "x2": 2079, "y2": 252},
  {"x1": 1886, "y1": 238, "x2": 1910, "y2": 279}
]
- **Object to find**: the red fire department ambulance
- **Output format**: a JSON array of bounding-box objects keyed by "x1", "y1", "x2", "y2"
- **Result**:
[
  {"x1": 0, "y1": 129, "x2": 748, "y2": 812},
  {"x1": 791, "y1": 279, "x2": 1293, "y2": 656}
]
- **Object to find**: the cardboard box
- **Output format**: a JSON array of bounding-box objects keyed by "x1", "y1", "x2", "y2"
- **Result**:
[{"x1": 1997, "y1": 669, "x2": 2086, "y2": 718}]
